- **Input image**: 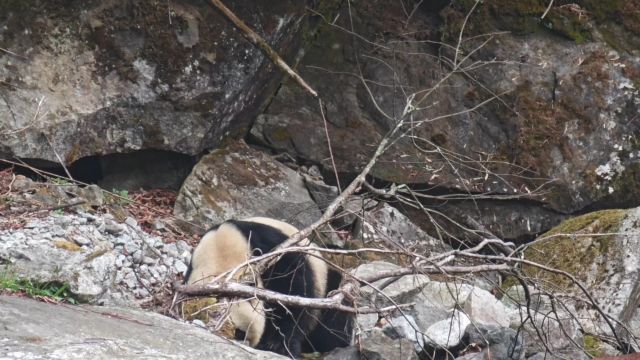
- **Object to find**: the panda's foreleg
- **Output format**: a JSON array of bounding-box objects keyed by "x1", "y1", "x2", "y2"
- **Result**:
[{"x1": 257, "y1": 304, "x2": 307, "y2": 358}]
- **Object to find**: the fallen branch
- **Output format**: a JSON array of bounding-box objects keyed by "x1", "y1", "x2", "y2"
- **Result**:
[
  {"x1": 0, "y1": 200, "x2": 86, "y2": 216},
  {"x1": 175, "y1": 281, "x2": 410, "y2": 314},
  {"x1": 174, "y1": 262, "x2": 510, "y2": 313}
]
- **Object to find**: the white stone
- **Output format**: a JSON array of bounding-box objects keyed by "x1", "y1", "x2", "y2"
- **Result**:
[
  {"x1": 463, "y1": 287, "x2": 510, "y2": 327},
  {"x1": 424, "y1": 310, "x2": 470, "y2": 348},
  {"x1": 174, "y1": 260, "x2": 188, "y2": 275}
]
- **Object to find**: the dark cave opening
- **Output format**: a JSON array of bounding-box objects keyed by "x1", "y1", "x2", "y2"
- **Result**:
[{"x1": 2, "y1": 149, "x2": 197, "y2": 191}]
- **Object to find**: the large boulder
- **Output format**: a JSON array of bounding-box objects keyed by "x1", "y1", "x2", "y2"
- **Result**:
[
  {"x1": 518, "y1": 207, "x2": 640, "y2": 340},
  {"x1": 0, "y1": 0, "x2": 312, "y2": 164},
  {"x1": 250, "y1": 1, "x2": 640, "y2": 240},
  {"x1": 174, "y1": 141, "x2": 321, "y2": 229},
  {"x1": 0, "y1": 295, "x2": 285, "y2": 359}
]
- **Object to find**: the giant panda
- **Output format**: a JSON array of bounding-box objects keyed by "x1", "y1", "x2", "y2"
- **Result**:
[{"x1": 185, "y1": 217, "x2": 352, "y2": 358}]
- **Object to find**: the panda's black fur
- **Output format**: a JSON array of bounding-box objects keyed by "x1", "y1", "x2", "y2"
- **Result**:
[{"x1": 185, "y1": 217, "x2": 352, "y2": 358}]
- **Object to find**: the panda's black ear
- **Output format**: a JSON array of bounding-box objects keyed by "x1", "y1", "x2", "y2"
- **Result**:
[{"x1": 251, "y1": 248, "x2": 264, "y2": 257}]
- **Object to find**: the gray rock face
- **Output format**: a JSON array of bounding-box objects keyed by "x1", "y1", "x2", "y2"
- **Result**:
[
  {"x1": 0, "y1": 295, "x2": 285, "y2": 359},
  {"x1": 526, "y1": 352, "x2": 589, "y2": 360},
  {"x1": 359, "y1": 329, "x2": 419, "y2": 360},
  {"x1": 322, "y1": 346, "x2": 360, "y2": 360},
  {"x1": 382, "y1": 315, "x2": 425, "y2": 352},
  {"x1": 462, "y1": 324, "x2": 525, "y2": 360},
  {"x1": 350, "y1": 263, "x2": 515, "y2": 354},
  {"x1": 423, "y1": 310, "x2": 470, "y2": 348},
  {"x1": 0, "y1": 0, "x2": 308, "y2": 164},
  {"x1": 416, "y1": 285, "x2": 510, "y2": 349},
  {"x1": 351, "y1": 261, "x2": 429, "y2": 304},
  {"x1": 174, "y1": 141, "x2": 322, "y2": 229},
  {"x1": 520, "y1": 312, "x2": 582, "y2": 356},
  {"x1": 356, "y1": 202, "x2": 451, "y2": 253}
]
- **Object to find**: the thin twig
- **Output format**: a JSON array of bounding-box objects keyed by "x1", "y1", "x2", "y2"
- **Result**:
[
  {"x1": 318, "y1": 98, "x2": 342, "y2": 192},
  {"x1": 0, "y1": 46, "x2": 27, "y2": 59},
  {"x1": 541, "y1": 0, "x2": 555, "y2": 20},
  {"x1": 1, "y1": 200, "x2": 86, "y2": 216}
]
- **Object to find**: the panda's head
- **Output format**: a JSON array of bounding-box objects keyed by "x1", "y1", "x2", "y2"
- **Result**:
[
  {"x1": 186, "y1": 221, "x2": 266, "y2": 346},
  {"x1": 187, "y1": 222, "x2": 251, "y2": 285},
  {"x1": 186, "y1": 217, "x2": 304, "y2": 284}
]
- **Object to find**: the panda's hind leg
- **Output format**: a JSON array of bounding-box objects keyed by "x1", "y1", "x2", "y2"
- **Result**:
[{"x1": 259, "y1": 252, "x2": 318, "y2": 358}]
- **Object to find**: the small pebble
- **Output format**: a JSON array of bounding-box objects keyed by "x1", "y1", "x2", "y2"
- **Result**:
[
  {"x1": 153, "y1": 220, "x2": 166, "y2": 231},
  {"x1": 150, "y1": 267, "x2": 161, "y2": 280},
  {"x1": 164, "y1": 243, "x2": 179, "y2": 258},
  {"x1": 124, "y1": 217, "x2": 138, "y2": 228},
  {"x1": 174, "y1": 260, "x2": 188, "y2": 275},
  {"x1": 73, "y1": 235, "x2": 91, "y2": 246},
  {"x1": 104, "y1": 220, "x2": 125, "y2": 235},
  {"x1": 131, "y1": 250, "x2": 143, "y2": 264},
  {"x1": 133, "y1": 288, "x2": 150, "y2": 298},
  {"x1": 114, "y1": 271, "x2": 125, "y2": 284},
  {"x1": 124, "y1": 243, "x2": 141, "y2": 255},
  {"x1": 162, "y1": 256, "x2": 174, "y2": 267},
  {"x1": 157, "y1": 265, "x2": 168, "y2": 276},
  {"x1": 192, "y1": 319, "x2": 206, "y2": 328}
]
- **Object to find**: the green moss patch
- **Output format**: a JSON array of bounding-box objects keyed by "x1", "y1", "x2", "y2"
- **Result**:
[
  {"x1": 583, "y1": 334, "x2": 605, "y2": 358},
  {"x1": 522, "y1": 209, "x2": 627, "y2": 291},
  {"x1": 543, "y1": 5, "x2": 592, "y2": 43}
]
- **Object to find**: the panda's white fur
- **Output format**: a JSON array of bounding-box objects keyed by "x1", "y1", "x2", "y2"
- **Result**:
[{"x1": 186, "y1": 217, "x2": 330, "y2": 354}]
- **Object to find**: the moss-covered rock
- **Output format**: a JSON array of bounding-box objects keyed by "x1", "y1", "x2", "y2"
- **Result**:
[
  {"x1": 543, "y1": 5, "x2": 593, "y2": 43},
  {"x1": 523, "y1": 209, "x2": 625, "y2": 290},
  {"x1": 520, "y1": 207, "x2": 640, "y2": 337}
]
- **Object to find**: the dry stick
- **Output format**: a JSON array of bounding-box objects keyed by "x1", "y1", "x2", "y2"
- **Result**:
[
  {"x1": 1, "y1": 200, "x2": 87, "y2": 216},
  {"x1": 177, "y1": 281, "x2": 409, "y2": 314},
  {"x1": 32, "y1": 96, "x2": 73, "y2": 181},
  {"x1": 541, "y1": 0, "x2": 555, "y2": 20},
  {"x1": 208, "y1": 0, "x2": 318, "y2": 97},
  {"x1": 453, "y1": 0, "x2": 481, "y2": 67},
  {"x1": 44, "y1": 134, "x2": 74, "y2": 181},
  {"x1": 0, "y1": 46, "x2": 27, "y2": 59},
  {"x1": 318, "y1": 98, "x2": 342, "y2": 191}
]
